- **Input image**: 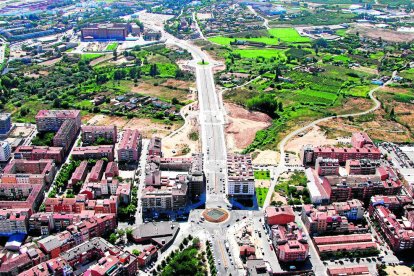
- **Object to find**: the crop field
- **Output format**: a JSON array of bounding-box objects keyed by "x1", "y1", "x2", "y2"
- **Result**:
[
  {"x1": 81, "y1": 53, "x2": 104, "y2": 61},
  {"x1": 105, "y1": 42, "x2": 118, "y2": 51},
  {"x1": 233, "y1": 49, "x2": 286, "y2": 59},
  {"x1": 208, "y1": 28, "x2": 309, "y2": 46}
]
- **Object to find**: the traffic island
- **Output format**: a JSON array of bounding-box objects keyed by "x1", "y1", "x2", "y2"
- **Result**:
[{"x1": 202, "y1": 208, "x2": 229, "y2": 223}]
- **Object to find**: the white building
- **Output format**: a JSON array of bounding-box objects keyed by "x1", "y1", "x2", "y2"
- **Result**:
[
  {"x1": 227, "y1": 154, "x2": 255, "y2": 196},
  {"x1": 0, "y1": 141, "x2": 11, "y2": 162},
  {"x1": 305, "y1": 168, "x2": 329, "y2": 204}
]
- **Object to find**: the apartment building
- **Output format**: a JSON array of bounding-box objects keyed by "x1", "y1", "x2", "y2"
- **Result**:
[
  {"x1": 141, "y1": 183, "x2": 188, "y2": 212},
  {"x1": 0, "y1": 184, "x2": 44, "y2": 213},
  {"x1": 345, "y1": 159, "x2": 379, "y2": 175},
  {"x1": 148, "y1": 137, "x2": 162, "y2": 157},
  {"x1": 71, "y1": 145, "x2": 114, "y2": 161},
  {"x1": 321, "y1": 167, "x2": 402, "y2": 203},
  {"x1": 301, "y1": 132, "x2": 380, "y2": 165},
  {"x1": 370, "y1": 205, "x2": 414, "y2": 252},
  {"x1": 52, "y1": 119, "x2": 78, "y2": 153},
  {"x1": 302, "y1": 201, "x2": 366, "y2": 236},
  {"x1": 0, "y1": 209, "x2": 30, "y2": 236},
  {"x1": 0, "y1": 141, "x2": 11, "y2": 162},
  {"x1": 14, "y1": 146, "x2": 64, "y2": 164},
  {"x1": 44, "y1": 194, "x2": 117, "y2": 215},
  {"x1": 0, "y1": 113, "x2": 12, "y2": 135},
  {"x1": 35, "y1": 110, "x2": 81, "y2": 132},
  {"x1": 117, "y1": 129, "x2": 142, "y2": 162},
  {"x1": 81, "y1": 125, "x2": 117, "y2": 146},
  {"x1": 265, "y1": 206, "x2": 295, "y2": 226},
  {"x1": 1, "y1": 159, "x2": 56, "y2": 185},
  {"x1": 68, "y1": 160, "x2": 88, "y2": 189},
  {"x1": 271, "y1": 222, "x2": 309, "y2": 262},
  {"x1": 315, "y1": 157, "x2": 339, "y2": 176},
  {"x1": 227, "y1": 154, "x2": 255, "y2": 197}
]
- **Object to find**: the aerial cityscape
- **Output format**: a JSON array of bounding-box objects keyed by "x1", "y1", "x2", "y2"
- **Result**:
[{"x1": 0, "y1": 0, "x2": 413, "y2": 275}]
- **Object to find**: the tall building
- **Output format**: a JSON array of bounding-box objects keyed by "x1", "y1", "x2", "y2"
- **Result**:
[
  {"x1": 0, "y1": 141, "x2": 11, "y2": 162},
  {"x1": 117, "y1": 129, "x2": 141, "y2": 162},
  {"x1": 0, "y1": 113, "x2": 12, "y2": 135},
  {"x1": 35, "y1": 110, "x2": 81, "y2": 132},
  {"x1": 227, "y1": 154, "x2": 254, "y2": 197}
]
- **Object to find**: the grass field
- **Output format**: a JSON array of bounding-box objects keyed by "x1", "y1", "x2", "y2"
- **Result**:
[
  {"x1": 345, "y1": 85, "x2": 375, "y2": 97},
  {"x1": 256, "y1": 187, "x2": 269, "y2": 207},
  {"x1": 81, "y1": 53, "x2": 104, "y2": 61},
  {"x1": 233, "y1": 49, "x2": 286, "y2": 59},
  {"x1": 254, "y1": 170, "x2": 271, "y2": 180},
  {"x1": 208, "y1": 28, "x2": 309, "y2": 46},
  {"x1": 106, "y1": 43, "x2": 118, "y2": 51}
]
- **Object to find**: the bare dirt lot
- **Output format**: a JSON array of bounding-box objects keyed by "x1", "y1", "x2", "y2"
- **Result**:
[
  {"x1": 385, "y1": 265, "x2": 413, "y2": 276},
  {"x1": 38, "y1": 57, "x2": 62, "y2": 67},
  {"x1": 285, "y1": 126, "x2": 342, "y2": 156},
  {"x1": 351, "y1": 24, "x2": 414, "y2": 42},
  {"x1": 86, "y1": 115, "x2": 182, "y2": 138},
  {"x1": 252, "y1": 150, "x2": 279, "y2": 165},
  {"x1": 224, "y1": 102, "x2": 272, "y2": 153},
  {"x1": 130, "y1": 80, "x2": 194, "y2": 102},
  {"x1": 162, "y1": 103, "x2": 201, "y2": 157}
]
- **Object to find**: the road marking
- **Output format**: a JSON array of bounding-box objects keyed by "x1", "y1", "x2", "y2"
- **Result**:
[{"x1": 217, "y1": 240, "x2": 228, "y2": 268}]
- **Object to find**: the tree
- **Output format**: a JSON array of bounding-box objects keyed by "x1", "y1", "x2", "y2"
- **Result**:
[
  {"x1": 132, "y1": 249, "x2": 141, "y2": 256},
  {"x1": 150, "y1": 64, "x2": 158, "y2": 77},
  {"x1": 109, "y1": 233, "x2": 117, "y2": 244},
  {"x1": 171, "y1": 97, "x2": 180, "y2": 105},
  {"x1": 113, "y1": 50, "x2": 118, "y2": 61}
]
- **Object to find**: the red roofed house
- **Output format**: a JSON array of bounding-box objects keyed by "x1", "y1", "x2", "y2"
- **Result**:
[{"x1": 327, "y1": 266, "x2": 371, "y2": 276}]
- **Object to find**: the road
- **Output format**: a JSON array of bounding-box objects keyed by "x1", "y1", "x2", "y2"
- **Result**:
[{"x1": 263, "y1": 72, "x2": 397, "y2": 209}]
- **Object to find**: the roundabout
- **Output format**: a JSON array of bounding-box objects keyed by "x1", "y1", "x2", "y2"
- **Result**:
[{"x1": 202, "y1": 208, "x2": 230, "y2": 223}]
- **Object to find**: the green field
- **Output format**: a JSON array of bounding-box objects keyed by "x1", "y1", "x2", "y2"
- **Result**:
[
  {"x1": 81, "y1": 53, "x2": 104, "y2": 61},
  {"x1": 256, "y1": 187, "x2": 269, "y2": 208},
  {"x1": 233, "y1": 49, "x2": 286, "y2": 59},
  {"x1": 208, "y1": 28, "x2": 310, "y2": 46},
  {"x1": 105, "y1": 42, "x2": 118, "y2": 51},
  {"x1": 254, "y1": 170, "x2": 271, "y2": 180}
]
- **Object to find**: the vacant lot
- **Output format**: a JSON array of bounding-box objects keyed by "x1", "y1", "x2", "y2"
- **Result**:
[{"x1": 129, "y1": 79, "x2": 193, "y2": 102}]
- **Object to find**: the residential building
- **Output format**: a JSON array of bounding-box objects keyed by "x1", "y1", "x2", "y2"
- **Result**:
[
  {"x1": 0, "y1": 208, "x2": 30, "y2": 236},
  {"x1": 117, "y1": 129, "x2": 142, "y2": 162},
  {"x1": 0, "y1": 248, "x2": 48, "y2": 276},
  {"x1": 52, "y1": 119, "x2": 78, "y2": 153},
  {"x1": 369, "y1": 195, "x2": 412, "y2": 214},
  {"x1": 271, "y1": 222, "x2": 309, "y2": 262},
  {"x1": 148, "y1": 137, "x2": 162, "y2": 157},
  {"x1": 71, "y1": 145, "x2": 114, "y2": 161},
  {"x1": 35, "y1": 110, "x2": 81, "y2": 132},
  {"x1": 16, "y1": 258, "x2": 71, "y2": 276},
  {"x1": 44, "y1": 194, "x2": 117, "y2": 215},
  {"x1": 302, "y1": 202, "x2": 367, "y2": 235},
  {"x1": 301, "y1": 132, "x2": 380, "y2": 165},
  {"x1": 321, "y1": 167, "x2": 402, "y2": 203},
  {"x1": 345, "y1": 159, "x2": 379, "y2": 175},
  {"x1": 88, "y1": 160, "x2": 105, "y2": 182},
  {"x1": 227, "y1": 154, "x2": 254, "y2": 197},
  {"x1": 1, "y1": 159, "x2": 56, "y2": 185},
  {"x1": 0, "y1": 184, "x2": 44, "y2": 213},
  {"x1": 315, "y1": 157, "x2": 339, "y2": 176},
  {"x1": 137, "y1": 245, "x2": 158, "y2": 267},
  {"x1": 0, "y1": 141, "x2": 11, "y2": 162},
  {"x1": 68, "y1": 160, "x2": 88, "y2": 189},
  {"x1": 81, "y1": 125, "x2": 117, "y2": 145},
  {"x1": 14, "y1": 146, "x2": 64, "y2": 164},
  {"x1": 264, "y1": 206, "x2": 295, "y2": 226},
  {"x1": 370, "y1": 205, "x2": 414, "y2": 252},
  {"x1": 0, "y1": 113, "x2": 12, "y2": 135},
  {"x1": 81, "y1": 23, "x2": 129, "y2": 40}
]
